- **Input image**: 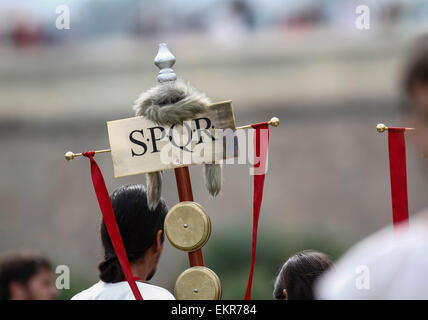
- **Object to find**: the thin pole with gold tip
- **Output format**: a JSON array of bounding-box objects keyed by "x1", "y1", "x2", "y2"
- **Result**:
[
  {"x1": 236, "y1": 117, "x2": 280, "y2": 130},
  {"x1": 64, "y1": 118, "x2": 280, "y2": 161},
  {"x1": 64, "y1": 149, "x2": 111, "y2": 161},
  {"x1": 376, "y1": 123, "x2": 415, "y2": 133}
]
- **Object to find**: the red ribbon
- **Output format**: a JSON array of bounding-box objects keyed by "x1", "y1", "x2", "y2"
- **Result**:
[
  {"x1": 244, "y1": 122, "x2": 269, "y2": 300},
  {"x1": 82, "y1": 151, "x2": 143, "y2": 300},
  {"x1": 387, "y1": 129, "x2": 409, "y2": 229}
]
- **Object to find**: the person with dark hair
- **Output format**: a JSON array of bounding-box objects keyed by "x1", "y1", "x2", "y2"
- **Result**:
[
  {"x1": 273, "y1": 250, "x2": 333, "y2": 300},
  {"x1": 72, "y1": 184, "x2": 174, "y2": 300},
  {"x1": 0, "y1": 253, "x2": 58, "y2": 300}
]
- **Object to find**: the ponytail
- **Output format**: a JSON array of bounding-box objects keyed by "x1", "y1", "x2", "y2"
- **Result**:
[{"x1": 98, "y1": 257, "x2": 124, "y2": 283}]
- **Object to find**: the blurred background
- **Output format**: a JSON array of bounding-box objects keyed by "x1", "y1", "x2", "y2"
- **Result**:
[{"x1": 1, "y1": 0, "x2": 428, "y2": 299}]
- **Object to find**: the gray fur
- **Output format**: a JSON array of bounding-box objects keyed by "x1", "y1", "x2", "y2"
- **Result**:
[
  {"x1": 133, "y1": 79, "x2": 210, "y2": 126},
  {"x1": 204, "y1": 163, "x2": 222, "y2": 197},
  {"x1": 134, "y1": 79, "x2": 222, "y2": 209},
  {"x1": 146, "y1": 171, "x2": 162, "y2": 210}
]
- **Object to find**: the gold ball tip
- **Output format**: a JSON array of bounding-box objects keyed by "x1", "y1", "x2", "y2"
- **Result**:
[
  {"x1": 65, "y1": 151, "x2": 75, "y2": 161},
  {"x1": 270, "y1": 117, "x2": 280, "y2": 127},
  {"x1": 376, "y1": 123, "x2": 387, "y2": 133}
]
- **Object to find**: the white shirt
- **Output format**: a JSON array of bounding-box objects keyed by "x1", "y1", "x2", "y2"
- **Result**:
[
  {"x1": 315, "y1": 212, "x2": 428, "y2": 300},
  {"x1": 71, "y1": 281, "x2": 175, "y2": 300}
]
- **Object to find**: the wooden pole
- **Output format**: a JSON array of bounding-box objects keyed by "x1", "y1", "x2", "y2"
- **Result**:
[{"x1": 174, "y1": 167, "x2": 205, "y2": 266}]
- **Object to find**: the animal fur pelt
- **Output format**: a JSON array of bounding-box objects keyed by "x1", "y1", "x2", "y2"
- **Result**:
[{"x1": 133, "y1": 79, "x2": 222, "y2": 210}]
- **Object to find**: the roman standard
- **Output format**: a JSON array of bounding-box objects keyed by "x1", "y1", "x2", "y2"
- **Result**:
[{"x1": 65, "y1": 43, "x2": 279, "y2": 300}]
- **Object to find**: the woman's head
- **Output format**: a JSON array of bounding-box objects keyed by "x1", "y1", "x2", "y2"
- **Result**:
[
  {"x1": 98, "y1": 184, "x2": 168, "y2": 283},
  {"x1": 273, "y1": 250, "x2": 333, "y2": 300}
]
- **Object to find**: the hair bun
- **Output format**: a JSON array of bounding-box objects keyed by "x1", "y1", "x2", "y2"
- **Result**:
[{"x1": 98, "y1": 258, "x2": 124, "y2": 283}]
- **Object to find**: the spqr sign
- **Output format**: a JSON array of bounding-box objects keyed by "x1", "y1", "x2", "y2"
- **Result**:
[{"x1": 107, "y1": 101, "x2": 237, "y2": 178}]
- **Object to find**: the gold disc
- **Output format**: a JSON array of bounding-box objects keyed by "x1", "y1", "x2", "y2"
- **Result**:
[
  {"x1": 174, "y1": 266, "x2": 222, "y2": 300},
  {"x1": 164, "y1": 201, "x2": 211, "y2": 252}
]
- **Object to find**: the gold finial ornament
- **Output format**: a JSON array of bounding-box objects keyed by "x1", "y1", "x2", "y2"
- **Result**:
[
  {"x1": 65, "y1": 151, "x2": 75, "y2": 161},
  {"x1": 376, "y1": 123, "x2": 387, "y2": 133},
  {"x1": 269, "y1": 117, "x2": 280, "y2": 127}
]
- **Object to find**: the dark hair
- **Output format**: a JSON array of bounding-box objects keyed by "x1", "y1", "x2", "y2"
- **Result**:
[
  {"x1": 273, "y1": 250, "x2": 333, "y2": 300},
  {"x1": 98, "y1": 184, "x2": 168, "y2": 283},
  {"x1": 0, "y1": 253, "x2": 52, "y2": 300},
  {"x1": 403, "y1": 34, "x2": 428, "y2": 97}
]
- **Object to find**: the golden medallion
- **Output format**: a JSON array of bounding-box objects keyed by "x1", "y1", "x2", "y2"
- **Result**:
[{"x1": 164, "y1": 201, "x2": 211, "y2": 252}]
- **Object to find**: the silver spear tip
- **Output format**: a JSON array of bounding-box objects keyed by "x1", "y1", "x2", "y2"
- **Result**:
[{"x1": 154, "y1": 43, "x2": 177, "y2": 83}]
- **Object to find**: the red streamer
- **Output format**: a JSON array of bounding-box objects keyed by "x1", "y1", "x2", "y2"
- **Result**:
[
  {"x1": 387, "y1": 129, "x2": 409, "y2": 229},
  {"x1": 244, "y1": 122, "x2": 269, "y2": 300},
  {"x1": 82, "y1": 151, "x2": 143, "y2": 300}
]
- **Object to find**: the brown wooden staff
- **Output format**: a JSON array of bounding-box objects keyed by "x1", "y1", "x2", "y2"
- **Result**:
[{"x1": 174, "y1": 167, "x2": 204, "y2": 266}]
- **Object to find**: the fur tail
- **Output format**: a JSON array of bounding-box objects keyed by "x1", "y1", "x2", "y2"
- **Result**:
[
  {"x1": 146, "y1": 171, "x2": 162, "y2": 210},
  {"x1": 204, "y1": 164, "x2": 222, "y2": 197}
]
